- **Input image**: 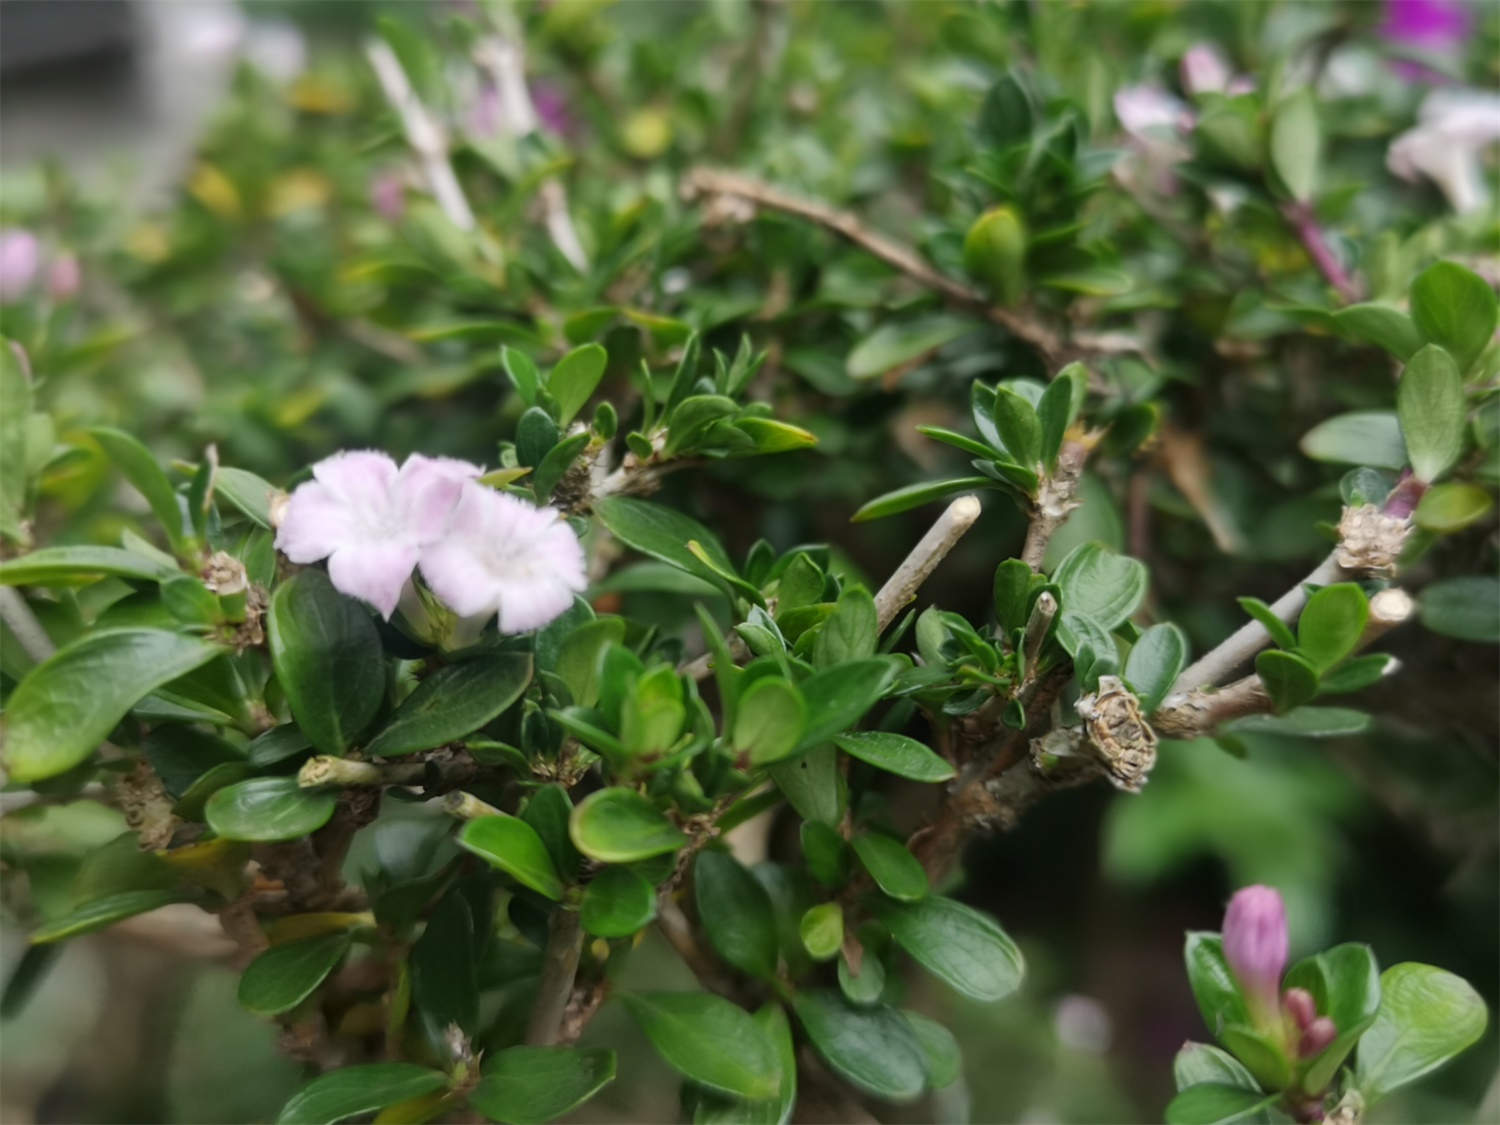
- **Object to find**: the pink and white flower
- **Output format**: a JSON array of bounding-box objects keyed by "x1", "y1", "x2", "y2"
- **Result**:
[
  {"x1": 275, "y1": 451, "x2": 480, "y2": 618},
  {"x1": 419, "y1": 484, "x2": 586, "y2": 635},
  {"x1": 1387, "y1": 88, "x2": 1500, "y2": 214}
]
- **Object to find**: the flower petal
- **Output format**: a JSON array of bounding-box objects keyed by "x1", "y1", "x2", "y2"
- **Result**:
[
  {"x1": 397, "y1": 455, "x2": 481, "y2": 543},
  {"x1": 274, "y1": 481, "x2": 358, "y2": 563},
  {"x1": 312, "y1": 450, "x2": 399, "y2": 513},
  {"x1": 327, "y1": 541, "x2": 420, "y2": 619},
  {"x1": 418, "y1": 537, "x2": 501, "y2": 619}
]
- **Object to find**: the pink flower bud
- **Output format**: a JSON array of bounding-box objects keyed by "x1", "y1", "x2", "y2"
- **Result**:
[
  {"x1": 1299, "y1": 1016, "x2": 1337, "y2": 1058},
  {"x1": 1223, "y1": 885, "x2": 1288, "y2": 1013},
  {"x1": 47, "y1": 253, "x2": 80, "y2": 301},
  {"x1": 1282, "y1": 987, "x2": 1318, "y2": 1030},
  {"x1": 370, "y1": 171, "x2": 407, "y2": 221},
  {"x1": 1181, "y1": 45, "x2": 1232, "y2": 97},
  {"x1": 0, "y1": 230, "x2": 40, "y2": 303}
]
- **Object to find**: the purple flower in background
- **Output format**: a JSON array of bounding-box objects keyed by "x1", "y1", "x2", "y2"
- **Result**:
[
  {"x1": 419, "y1": 484, "x2": 586, "y2": 635},
  {"x1": 0, "y1": 230, "x2": 40, "y2": 303},
  {"x1": 530, "y1": 78, "x2": 572, "y2": 135},
  {"x1": 369, "y1": 170, "x2": 407, "y2": 221},
  {"x1": 1388, "y1": 88, "x2": 1500, "y2": 213},
  {"x1": 1222, "y1": 885, "x2": 1288, "y2": 1017},
  {"x1": 1181, "y1": 45, "x2": 1233, "y2": 97},
  {"x1": 47, "y1": 253, "x2": 80, "y2": 301},
  {"x1": 274, "y1": 451, "x2": 479, "y2": 618},
  {"x1": 1380, "y1": 0, "x2": 1471, "y2": 49}
]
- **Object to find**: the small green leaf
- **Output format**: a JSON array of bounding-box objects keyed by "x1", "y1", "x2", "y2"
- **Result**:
[
  {"x1": 581, "y1": 867, "x2": 656, "y2": 938},
  {"x1": 792, "y1": 991, "x2": 926, "y2": 1102},
  {"x1": 838, "y1": 949, "x2": 886, "y2": 1007},
  {"x1": 458, "y1": 816, "x2": 565, "y2": 900},
  {"x1": 1053, "y1": 543, "x2": 1147, "y2": 630},
  {"x1": 1183, "y1": 933, "x2": 1251, "y2": 1035},
  {"x1": 1410, "y1": 261, "x2": 1499, "y2": 373},
  {"x1": 877, "y1": 896, "x2": 1023, "y2": 1002},
  {"x1": 1236, "y1": 597, "x2": 1297, "y2": 651},
  {"x1": 904, "y1": 1011, "x2": 962, "y2": 1089},
  {"x1": 268, "y1": 571, "x2": 384, "y2": 756},
  {"x1": 1398, "y1": 345, "x2": 1466, "y2": 482},
  {"x1": 813, "y1": 585, "x2": 878, "y2": 668},
  {"x1": 1355, "y1": 962, "x2": 1488, "y2": 1103},
  {"x1": 992, "y1": 558, "x2": 1034, "y2": 633},
  {"x1": 205, "y1": 777, "x2": 338, "y2": 842},
  {"x1": 502, "y1": 347, "x2": 541, "y2": 405},
  {"x1": 1269, "y1": 91, "x2": 1320, "y2": 202},
  {"x1": 469, "y1": 1046, "x2": 616, "y2": 1125},
  {"x1": 595, "y1": 496, "x2": 743, "y2": 593},
  {"x1": 795, "y1": 659, "x2": 899, "y2": 752},
  {"x1": 991, "y1": 387, "x2": 1042, "y2": 467},
  {"x1": 2, "y1": 629, "x2": 224, "y2": 782},
  {"x1": 366, "y1": 654, "x2": 532, "y2": 756},
  {"x1": 276, "y1": 1063, "x2": 449, "y2": 1125},
  {"x1": 1254, "y1": 650, "x2": 1320, "y2": 713},
  {"x1": 570, "y1": 788, "x2": 686, "y2": 863},
  {"x1": 1414, "y1": 481, "x2": 1493, "y2": 533},
  {"x1": 695, "y1": 849, "x2": 778, "y2": 979},
  {"x1": 1165, "y1": 1084, "x2": 1278, "y2": 1125},
  {"x1": 548, "y1": 343, "x2": 607, "y2": 425},
  {"x1": 554, "y1": 617, "x2": 627, "y2": 708},
  {"x1": 769, "y1": 746, "x2": 845, "y2": 826},
  {"x1": 1223, "y1": 707, "x2": 1371, "y2": 739},
  {"x1": 832, "y1": 732, "x2": 954, "y2": 782},
  {"x1": 732, "y1": 677, "x2": 806, "y2": 766},
  {"x1": 799, "y1": 903, "x2": 844, "y2": 961},
  {"x1": 801, "y1": 821, "x2": 851, "y2": 888},
  {"x1": 0, "y1": 546, "x2": 179, "y2": 586},
  {"x1": 532, "y1": 432, "x2": 590, "y2": 501},
  {"x1": 238, "y1": 932, "x2": 352, "y2": 1016},
  {"x1": 1037, "y1": 366, "x2": 1085, "y2": 469},
  {"x1": 845, "y1": 316, "x2": 977, "y2": 381},
  {"x1": 1418, "y1": 576, "x2": 1500, "y2": 643},
  {"x1": 851, "y1": 834, "x2": 927, "y2": 902},
  {"x1": 1172, "y1": 1042, "x2": 1262, "y2": 1094},
  {"x1": 962, "y1": 206, "x2": 1027, "y2": 305},
  {"x1": 1296, "y1": 583, "x2": 1368, "y2": 672},
  {"x1": 623, "y1": 991, "x2": 781, "y2": 1100},
  {"x1": 30, "y1": 889, "x2": 189, "y2": 944},
  {"x1": 1333, "y1": 304, "x2": 1422, "y2": 361},
  {"x1": 1123, "y1": 623, "x2": 1188, "y2": 713},
  {"x1": 1317, "y1": 654, "x2": 1396, "y2": 695},
  {"x1": 851, "y1": 478, "x2": 991, "y2": 523},
  {"x1": 90, "y1": 427, "x2": 192, "y2": 555},
  {"x1": 1300, "y1": 411, "x2": 1408, "y2": 470}
]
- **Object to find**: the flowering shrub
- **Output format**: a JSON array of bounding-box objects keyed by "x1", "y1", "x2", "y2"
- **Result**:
[{"x1": 0, "y1": 2, "x2": 1495, "y2": 1123}]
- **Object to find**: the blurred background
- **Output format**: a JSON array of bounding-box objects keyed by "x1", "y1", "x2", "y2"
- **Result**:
[{"x1": 1, "y1": 1, "x2": 1496, "y2": 1122}]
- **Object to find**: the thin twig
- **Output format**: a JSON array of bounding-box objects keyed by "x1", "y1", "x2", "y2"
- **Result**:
[
  {"x1": 366, "y1": 39, "x2": 477, "y2": 232},
  {"x1": 474, "y1": 36, "x2": 589, "y2": 271},
  {"x1": 681, "y1": 168, "x2": 1071, "y2": 363},
  {"x1": 1281, "y1": 201, "x2": 1363, "y2": 305},
  {"x1": 873, "y1": 495, "x2": 983, "y2": 630},
  {"x1": 1172, "y1": 550, "x2": 1347, "y2": 694},
  {"x1": 526, "y1": 905, "x2": 583, "y2": 1045}
]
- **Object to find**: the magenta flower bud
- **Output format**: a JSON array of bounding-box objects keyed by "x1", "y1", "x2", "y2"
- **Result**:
[
  {"x1": 369, "y1": 171, "x2": 406, "y2": 221},
  {"x1": 1298, "y1": 1016, "x2": 1337, "y2": 1059},
  {"x1": 0, "y1": 229, "x2": 40, "y2": 303},
  {"x1": 1223, "y1": 885, "x2": 1288, "y2": 1014},
  {"x1": 1380, "y1": 0, "x2": 1470, "y2": 50},
  {"x1": 1180, "y1": 45, "x2": 1232, "y2": 97},
  {"x1": 47, "y1": 253, "x2": 80, "y2": 301},
  {"x1": 530, "y1": 79, "x2": 572, "y2": 136},
  {"x1": 1282, "y1": 987, "x2": 1317, "y2": 1030}
]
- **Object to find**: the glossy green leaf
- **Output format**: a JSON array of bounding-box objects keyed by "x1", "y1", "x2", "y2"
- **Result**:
[
  {"x1": 904, "y1": 1011, "x2": 962, "y2": 1089},
  {"x1": 1414, "y1": 481, "x2": 1493, "y2": 533},
  {"x1": 623, "y1": 992, "x2": 781, "y2": 1100},
  {"x1": 814, "y1": 585, "x2": 878, "y2": 668},
  {"x1": 1223, "y1": 707, "x2": 1371, "y2": 739},
  {"x1": 1296, "y1": 583, "x2": 1368, "y2": 672},
  {"x1": 90, "y1": 427, "x2": 191, "y2": 555},
  {"x1": 795, "y1": 658, "x2": 900, "y2": 751},
  {"x1": 215, "y1": 467, "x2": 277, "y2": 528},
  {"x1": 792, "y1": 991, "x2": 926, "y2": 1102},
  {"x1": 580, "y1": 866, "x2": 656, "y2": 938},
  {"x1": 991, "y1": 386, "x2": 1042, "y2": 467},
  {"x1": 839, "y1": 949, "x2": 886, "y2": 1007},
  {"x1": 1172, "y1": 1042, "x2": 1262, "y2": 1094},
  {"x1": 801, "y1": 821, "x2": 851, "y2": 888},
  {"x1": 554, "y1": 617, "x2": 627, "y2": 707},
  {"x1": 205, "y1": 777, "x2": 338, "y2": 842},
  {"x1": 1164, "y1": 1084, "x2": 1278, "y2": 1125},
  {"x1": 1053, "y1": 542, "x2": 1147, "y2": 630},
  {"x1": 570, "y1": 788, "x2": 686, "y2": 863},
  {"x1": 469, "y1": 1046, "x2": 617, "y2": 1125},
  {"x1": 1254, "y1": 649, "x2": 1319, "y2": 713},
  {"x1": 1317, "y1": 654, "x2": 1396, "y2": 695},
  {"x1": 1036, "y1": 365, "x2": 1085, "y2": 469},
  {"x1": 548, "y1": 343, "x2": 607, "y2": 425},
  {"x1": 1418, "y1": 576, "x2": 1500, "y2": 643},
  {"x1": 516, "y1": 406, "x2": 560, "y2": 467},
  {"x1": 595, "y1": 496, "x2": 743, "y2": 592},
  {"x1": 458, "y1": 816, "x2": 565, "y2": 900},
  {"x1": 799, "y1": 903, "x2": 844, "y2": 960},
  {"x1": 1409, "y1": 261, "x2": 1498, "y2": 372},
  {"x1": 30, "y1": 888, "x2": 189, "y2": 944},
  {"x1": 1398, "y1": 345, "x2": 1466, "y2": 482},
  {"x1": 0, "y1": 546, "x2": 178, "y2": 586},
  {"x1": 276, "y1": 1064, "x2": 449, "y2": 1125},
  {"x1": 851, "y1": 834, "x2": 927, "y2": 902},
  {"x1": 771, "y1": 746, "x2": 845, "y2": 826},
  {"x1": 1236, "y1": 597, "x2": 1298, "y2": 651},
  {"x1": 1283, "y1": 942, "x2": 1381, "y2": 1092},
  {"x1": 732, "y1": 677, "x2": 806, "y2": 766},
  {"x1": 502, "y1": 346, "x2": 541, "y2": 404},
  {"x1": 1183, "y1": 933, "x2": 1251, "y2": 1036},
  {"x1": 1300, "y1": 411, "x2": 1407, "y2": 470},
  {"x1": 851, "y1": 478, "x2": 991, "y2": 523},
  {"x1": 366, "y1": 654, "x2": 532, "y2": 756},
  {"x1": 689, "y1": 1004, "x2": 796, "y2": 1125},
  {"x1": 1333, "y1": 304, "x2": 1422, "y2": 360},
  {"x1": 877, "y1": 896, "x2": 1023, "y2": 1002},
  {"x1": 1355, "y1": 962, "x2": 1488, "y2": 1103},
  {"x1": 268, "y1": 571, "x2": 384, "y2": 756},
  {"x1": 1123, "y1": 623, "x2": 1188, "y2": 713},
  {"x1": 845, "y1": 316, "x2": 976, "y2": 380},
  {"x1": 238, "y1": 932, "x2": 352, "y2": 1015},
  {"x1": 832, "y1": 731, "x2": 954, "y2": 782},
  {"x1": 695, "y1": 849, "x2": 778, "y2": 979},
  {"x1": 410, "y1": 887, "x2": 477, "y2": 1034},
  {"x1": 2, "y1": 628, "x2": 223, "y2": 782}
]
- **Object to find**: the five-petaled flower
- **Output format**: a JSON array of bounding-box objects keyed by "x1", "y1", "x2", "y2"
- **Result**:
[
  {"x1": 419, "y1": 482, "x2": 586, "y2": 635},
  {"x1": 274, "y1": 450, "x2": 480, "y2": 619}
]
